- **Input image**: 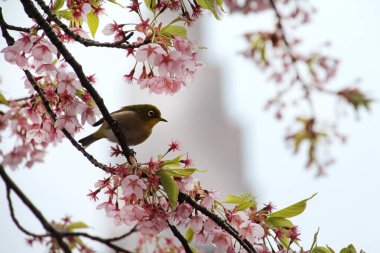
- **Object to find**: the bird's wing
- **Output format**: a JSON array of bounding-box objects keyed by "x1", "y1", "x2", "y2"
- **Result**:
[{"x1": 92, "y1": 107, "x2": 133, "y2": 127}]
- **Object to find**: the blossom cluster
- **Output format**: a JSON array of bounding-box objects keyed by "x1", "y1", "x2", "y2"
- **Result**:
[
  {"x1": 1, "y1": 33, "x2": 100, "y2": 169},
  {"x1": 102, "y1": 23, "x2": 204, "y2": 95},
  {"x1": 134, "y1": 38, "x2": 203, "y2": 95},
  {"x1": 88, "y1": 143, "x2": 308, "y2": 252}
]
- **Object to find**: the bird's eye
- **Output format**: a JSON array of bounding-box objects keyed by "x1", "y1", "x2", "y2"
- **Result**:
[{"x1": 148, "y1": 110, "x2": 155, "y2": 117}]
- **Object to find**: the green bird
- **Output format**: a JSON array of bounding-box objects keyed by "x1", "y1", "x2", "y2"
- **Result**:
[{"x1": 79, "y1": 104, "x2": 167, "y2": 148}]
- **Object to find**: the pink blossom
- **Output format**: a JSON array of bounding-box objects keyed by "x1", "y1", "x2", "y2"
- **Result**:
[
  {"x1": 20, "y1": 105, "x2": 42, "y2": 124},
  {"x1": 211, "y1": 230, "x2": 232, "y2": 249},
  {"x1": 120, "y1": 204, "x2": 145, "y2": 225},
  {"x1": 135, "y1": 44, "x2": 165, "y2": 65},
  {"x1": 154, "y1": 52, "x2": 177, "y2": 76},
  {"x1": 121, "y1": 175, "x2": 147, "y2": 199},
  {"x1": 57, "y1": 71, "x2": 81, "y2": 95},
  {"x1": 230, "y1": 211, "x2": 248, "y2": 230},
  {"x1": 71, "y1": 27, "x2": 90, "y2": 39},
  {"x1": 55, "y1": 113, "x2": 81, "y2": 134},
  {"x1": 3, "y1": 145, "x2": 29, "y2": 169},
  {"x1": 26, "y1": 128, "x2": 49, "y2": 144},
  {"x1": 36, "y1": 64, "x2": 57, "y2": 75},
  {"x1": 189, "y1": 215, "x2": 204, "y2": 232},
  {"x1": 139, "y1": 76, "x2": 183, "y2": 95},
  {"x1": 13, "y1": 34, "x2": 33, "y2": 53},
  {"x1": 31, "y1": 41, "x2": 57, "y2": 64},
  {"x1": 81, "y1": 106, "x2": 100, "y2": 125},
  {"x1": 102, "y1": 22, "x2": 119, "y2": 36},
  {"x1": 26, "y1": 149, "x2": 45, "y2": 168},
  {"x1": 238, "y1": 221, "x2": 264, "y2": 243},
  {"x1": 1, "y1": 46, "x2": 27, "y2": 68},
  {"x1": 202, "y1": 191, "x2": 217, "y2": 209},
  {"x1": 177, "y1": 176, "x2": 197, "y2": 192},
  {"x1": 173, "y1": 37, "x2": 192, "y2": 55}
]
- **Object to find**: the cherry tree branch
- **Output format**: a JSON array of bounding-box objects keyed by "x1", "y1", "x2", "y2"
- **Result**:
[
  {"x1": 1, "y1": 165, "x2": 137, "y2": 253},
  {"x1": 60, "y1": 231, "x2": 134, "y2": 253},
  {"x1": 5, "y1": 186, "x2": 48, "y2": 238},
  {"x1": 34, "y1": 0, "x2": 149, "y2": 49},
  {"x1": 268, "y1": 0, "x2": 315, "y2": 115},
  {"x1": 0, "y1": 13, "x2": 110, "y2": 172},
  {"x1": 105, "y1": 225, "x2": 137, "y2": 242},
  {"x1": 0, "y1": 166, "x2": 72, "y2": 253},
  {"x1": 168, "y1": 223, "x2": 193, "y2": 253},
  {"x1": 178, "y1": 192, "x2": 257, "y2": 253},
  {"x1": 19, "y1": 0, "x2": 135, "y2": 162}
]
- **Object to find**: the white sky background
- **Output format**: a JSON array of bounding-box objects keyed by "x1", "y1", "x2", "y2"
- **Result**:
[
  {"x1": 204, "y1": 0, "x2": 380, "y2": 251},
  {"x1": 0, "y1": 0, "x2": 379, "y2": 252}
]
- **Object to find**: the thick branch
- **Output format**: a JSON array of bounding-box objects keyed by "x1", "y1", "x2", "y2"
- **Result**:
[
  {"x1": 178, "y1": 192, "x2": 257, "y2": 253},
  {"x1": 0, "y1": 166, "x2": 72, "y2": 253},
  {"x1": 19, "y1": 0, "x2": 134, "y2": 162},
  {"x1": 168, "y1": 223, "x2": 192, "y2": 253},
  {"x1": 0, "y1": 7, "x2": 15, "y2": 45}
]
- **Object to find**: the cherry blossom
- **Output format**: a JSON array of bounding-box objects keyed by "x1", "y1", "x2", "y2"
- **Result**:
[{"x1": 121, "y1": 175, "x2": 147, "y2": 199}]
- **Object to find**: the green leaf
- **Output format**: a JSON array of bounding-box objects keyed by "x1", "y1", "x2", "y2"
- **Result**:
[
  {"x1": 312, "y1": 247, "x2": 333, "y2": 253},
  {"x1": 161, "y1": 25, "x2": 187, "y2": 38},
  {"x1": 185, "y1": 228, "x2": 194, "y2": 242},
  {"x1": 144, "y1": 0, "x2": 157, "y2": 13},
  {"x1": 66, "y1": 221, "x2": 89, "y2": 231},
  {"x1": 55, "y1": 10, "x2": 73, "y2": 22},
  {"x1": 266, "y1": 217, "x2": 293, "y2": 228},
  {"x1": 0, "y1": 92, "x2": 8, "y2": 105},
  {"x1": 196, "y1": 0, "x2": 221, "y2": 20},
  {"x1": 166, "y1": 17, "x2": 185, "y2": 27},
  {"x1": 327, "y1": 246, "x2": 336, "y2": 253},
  {"x1": 280, "y1": 237, "x2": 290, "y2": 248},
  {"x1": 160, "y1": 168, "x2": 199, "y2": 177},
  {"x1": 159, "y1": 171, "x2": 179, "y2": 209},
  {"x1": 161, "y1": 155, "x2": 184, "y2": 168},
  {"x1": 108, "y1": 0, "x2": 125, "y2": 7},
  {"x1": 87, "y1": 11, "x2": 99, "y2": 38},
  {"x1": 223, "y1": 193, "x2": 256, "y2": 211},
  {"x1": 52, "y1": 0, "x2": 65, "y2": 11},
  {"x1": 190, "y1": 246, "x2": 199, "y2": 253},
  {"x1": 270, "y1": 193, "x2": 317, "y2": 218},
  {"x1": 339, "y1": 244, "x2": 357, "y2": 253}
]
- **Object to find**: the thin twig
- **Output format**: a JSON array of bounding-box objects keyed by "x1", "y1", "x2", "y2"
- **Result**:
[
  {"x1": 5, "y1": 186, "x2": 48, "y2": 238},
  {"x1": 34, "y1": 0, "x2": 149, "y2": 49},
  {"x1": 268, "y1": 0, "x2": 315, "y2": 115},
  {"x1": 19, "y1": 0, "x2": 134, "y2": 162},
  {"x1": 60, "y1": 231, "x2": 133, "y2": 253},
  {"x1": 0, "y1": 166, "x2": 72, "y2": 253},
  {"x1": 106, "y1": 225, "x2": 138, "y2": 242},
  {"x1": 23, "y1": 66, "x2": 109, "y2": 172},
  {"x1": 168, "y1": 223, "x2": 193, "y2": 253}
]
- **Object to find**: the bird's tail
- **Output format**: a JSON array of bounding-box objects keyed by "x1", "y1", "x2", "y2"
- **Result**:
[{"x1": 78, "y1": 133, "x2": 101, "y2": 148}]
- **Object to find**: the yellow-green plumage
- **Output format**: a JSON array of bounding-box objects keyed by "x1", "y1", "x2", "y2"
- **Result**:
[{"x1": 79, "y1": 104, "x2": 167, "y2": 148}]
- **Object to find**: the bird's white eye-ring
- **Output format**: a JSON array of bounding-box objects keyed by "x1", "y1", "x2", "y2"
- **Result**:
[{"x1": 148, "y1": 110, "x2": 155, "y2": 117}]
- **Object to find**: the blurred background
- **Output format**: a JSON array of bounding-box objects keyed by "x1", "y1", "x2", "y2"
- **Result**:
[{"x1": 0, "y1": 0, "x2": 379, "y2": 252}]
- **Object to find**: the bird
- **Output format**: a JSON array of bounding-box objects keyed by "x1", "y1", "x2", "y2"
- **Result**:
[{"x1": 78, "y1": 104, "x2": 167, "y2": 148}]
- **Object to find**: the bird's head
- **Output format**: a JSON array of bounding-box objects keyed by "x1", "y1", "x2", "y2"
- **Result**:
[{"x1": 127, "y1": 104, "x2": 167, "y2": 129}]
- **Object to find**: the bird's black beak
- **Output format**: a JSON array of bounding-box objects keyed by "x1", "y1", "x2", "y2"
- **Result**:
[{"x1": 159, "y1": 117, "x2": 168, "y2": 122}]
